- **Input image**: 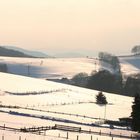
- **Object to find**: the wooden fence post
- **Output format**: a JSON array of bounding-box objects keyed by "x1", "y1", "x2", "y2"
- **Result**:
[
  {"x1": 131, "y1": 134, "x2": 132, "y2": 138},
  {"x1": 66, "y1": 132, "x2": 69, "y2": 139},
  {"x1": 91, "y1": 135, "x2": 92, "y2": 140},
  {"x1": 77, "y1": 135, "x2": 79, "y2": 140},
  {"x1": 2, "y1": 135, "x2": 4, "y2": 140},
  {"x1": 99, "y1": 130, "x2": 101, "y2": 135},
  {"x1": 3, "y1": 124, "x2": 5, "y2": 130},
  {"x1": 19, "y1": 136, "x2": 21, "y2": 140},
  {"x1": 44, "y1": 131, "x2": 46, "y2": 136},
  {"x1": 89, "y1": 129, "x2": 91, "y2": 133}
]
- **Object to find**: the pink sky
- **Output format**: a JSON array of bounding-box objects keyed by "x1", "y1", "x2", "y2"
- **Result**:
[{"x1": 0, "y1": 0, "x2": 140, "y2": 56}]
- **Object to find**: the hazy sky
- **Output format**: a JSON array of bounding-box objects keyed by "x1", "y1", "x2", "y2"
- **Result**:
[{"x1": 0, "y1": 0, "x2": 140, "y2": 56}]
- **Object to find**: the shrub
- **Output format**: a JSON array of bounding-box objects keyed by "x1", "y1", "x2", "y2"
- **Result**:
[{"x1": 96, "y1": 91, "x2": 108, "y2": 105}]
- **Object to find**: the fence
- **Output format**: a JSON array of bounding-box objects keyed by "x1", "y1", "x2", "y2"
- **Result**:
[
  {"x1": 0, "y1": 134, "x2": 119, "y2": 140},
  {"x1": 0, "y1": 124, "x2": 138, "y2": 140},
  {"x1": 0, "y1": 104, "x2": 100, "y2": 120}
]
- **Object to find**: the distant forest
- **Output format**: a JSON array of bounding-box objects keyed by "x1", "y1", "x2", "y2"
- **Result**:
[{"x1": 51, "y1": 52, "x2": 140, "y2": 97}]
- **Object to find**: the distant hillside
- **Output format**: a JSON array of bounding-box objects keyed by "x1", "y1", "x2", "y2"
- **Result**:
[
  {"x1": 120, "y1": 55, "x2": 140, "y2": 69},
  {"x1": 5, "y1": 46, "x2": 49, "y2": 58},
  {"x1": 0, "y1": 47, "x2": 33, "y2": 57},
  {"x1": 54, "y1": 52, "x2": 85, "y2": 58}
]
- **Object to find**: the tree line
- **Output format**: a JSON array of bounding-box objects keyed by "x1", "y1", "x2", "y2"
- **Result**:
[
  {"x1": 69, "y1": 51, "x2": 140, "y2": 97},
  {"x1": 71, "y1": 69, "x2": 140, "y2": 97}
]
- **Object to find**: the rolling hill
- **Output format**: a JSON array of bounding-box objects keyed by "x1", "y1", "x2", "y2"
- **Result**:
[
  {"x1": 0, "y1": 72, "x2": 136, "y2": 140},
  {"x1": 0, "y1": 46, "x2": 33, "y2": 58},
  {"x1": 5, "y1": 46, "x2": 49, "y2": 58}
]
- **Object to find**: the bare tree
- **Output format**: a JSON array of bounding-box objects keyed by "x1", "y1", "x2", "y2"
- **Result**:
[{"x1": 131, "y1": 45, "x2": 140, "y2": 55}]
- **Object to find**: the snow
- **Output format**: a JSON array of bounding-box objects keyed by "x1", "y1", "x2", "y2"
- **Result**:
[
  {"x1": 119, "y1": 57, "x2": 140, "y2": 78},
  {"x1": 0, "y1": 57, "x2": 97, "y2": 79},
  {"x1": 1, "y1": 56, "x2": 140, "y2": 81},
  {"x1": 1, "y1": 56, "x2": 140, "y2": 80},
  {"x1": 0, "y1": 72, "x2": 136, "y2": 140},
  {"x1": 0, "y1": 56, "x2": 140, "y2": 139},
  {"x1": 0, "y1": 129, "x2": 132, "y2": 140},
  {"x1": 120, "y1": 56, "x2": 140, "y2": 69}
]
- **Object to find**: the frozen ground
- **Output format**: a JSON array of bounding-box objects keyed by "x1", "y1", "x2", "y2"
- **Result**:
[
  {"x1": 0, "y1": 57, "x2": 98, "y2": 79},
  {"x1": 119, "y1": 56, "x2": 140, "y2": 78},
  {"x1": 0, "y1": 56, "x2": 140, "y2": 80},
  {"x1": 0, "y1": 129, "x2": 133, "y2": 140},
  {"x1": 0, "y1": 56, "x2": 140, "y2": 139},
  {"x1": 0, "y1": 72, "x2": 137, "y2": 140},
  {"x1": 120, "y1": 56, "x2": 140, "y2": 69}
]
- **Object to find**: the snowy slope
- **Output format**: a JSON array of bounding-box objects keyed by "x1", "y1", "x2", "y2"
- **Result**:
[
  {"x1": 4, "y1": 46, "x2": 49, "y2": 58},
  {"x1": 0, "y1": 57, "x2": 97, "y2": 79},
  {"x1": 119, "y1": 56, "x2": 140, "y2": 76},
  {"x1": 0, "y1": 72, "x2": 136, "y2": 140},
  {"x1": 120, "y1": 56, "x2": 140, "y2": 69},
  {"x1": 0, "y1": 56, "x2": 140, "y2": 80}
]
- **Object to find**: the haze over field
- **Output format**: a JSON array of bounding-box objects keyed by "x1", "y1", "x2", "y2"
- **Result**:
[{"x1": 0, "y1": 0, "x2": 140, "y2": 56}]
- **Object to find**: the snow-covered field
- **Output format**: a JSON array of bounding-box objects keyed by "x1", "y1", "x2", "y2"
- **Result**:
[
  {"x1": 0, "y1": 57, "x2": 98, "y2": 79},
  {"x1": 120, "y1": 56, "x2": 140, "y2": 69},
  {"x1": 119, "y1": 56, "x2": 140, "y2": 77},
  {"x1": 0, "y1": 72, "x2": 137, "y2": 140},
  {"x1": 0, "y1": 56, "x2": 140, "y2": 80},
  {"x1": 0, "y1": 56, "x2": 140, "y2": 139}
]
